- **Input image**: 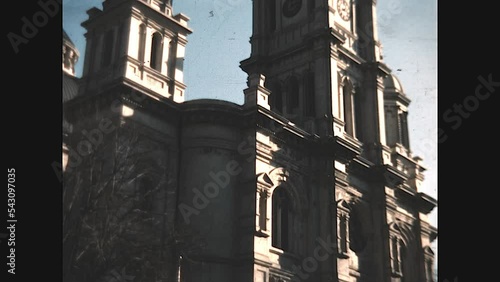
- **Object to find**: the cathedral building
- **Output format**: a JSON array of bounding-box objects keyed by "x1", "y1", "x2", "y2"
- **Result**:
[{"x1": 63, "y1": 1, "x2": 437, "y2": 281}]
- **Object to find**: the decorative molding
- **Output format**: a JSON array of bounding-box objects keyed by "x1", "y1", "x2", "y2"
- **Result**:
[
  {"x1": 334, "y1": 135, "x2": 362, "y2": 164},
  {"x1": 415, "y1": 192, "x2": 437, "y2": 214},
  {"x1": 257, "y1": 172, "x2": 274, "y2": 188},
  {"x1": 388, "y1": 219, "x2": 415, "y2": 246},
  {"x1": 423, "y1": 245, "x2": 435, "y2": 257}
]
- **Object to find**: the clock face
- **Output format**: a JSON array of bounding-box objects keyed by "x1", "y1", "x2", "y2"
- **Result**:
[
  {"x1": 337, "y1": 0, "x2": 351, "y2": 21},
  {"x1": 282, "y1": 0, "x2": 302, "y2": 18}
]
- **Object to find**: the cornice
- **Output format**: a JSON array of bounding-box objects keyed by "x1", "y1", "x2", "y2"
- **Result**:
[
  {"x1": 66, "y1": 82, "x2": 183, "y2": 123},
  {"x1": 334, "y1": 135, "x2": 363, "y2": 163},
  {"x1": 361, "y1": 61, "x2": 391, "y2": 77},
  {"x1": 82, "y1": 1, "x2": 192, "y2": 34},
  {"x1": 338, "y1": 45, "x2": 365, "y2": 65},
  {"x1": 415, "y1": 192, "x2": 437, "y2": 214},
  {"x1": 181, "y1": 101, "x2": 254, "y2": 129},
  {"x1": 133, "y1": 1, "x2": 193, "y2": 34},
  {"x1": 367, "y1": 164, "x2": 408, "y2": 186},
  {"x1": 256, "y1": 107, "x2": 312, "y2": 140},
  {"x1": 384, "y1": 90, "x2": 412, "y2": 105},
  {"x1": 335, "y1": 169, "x2": 349, "y2": 187}
]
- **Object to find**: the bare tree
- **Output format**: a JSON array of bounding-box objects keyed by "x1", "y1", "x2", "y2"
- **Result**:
[{"x1": 63, "y1": 120, "x2": 179, "y2": 282}]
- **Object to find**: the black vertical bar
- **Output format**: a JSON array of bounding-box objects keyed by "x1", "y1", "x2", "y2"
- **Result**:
[{"x1": 2, "y1": 0, "x2": 62, "y2": 281}]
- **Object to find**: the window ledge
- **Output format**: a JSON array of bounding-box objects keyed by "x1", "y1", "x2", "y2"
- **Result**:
[
  {"x1": 338, "y1": 251, "x2": 349, "y2": 259},
  {"x1": 255, "y1": 229, "x2": 270, "y2": 238},
  {"x1": 391, "y1": 271, "x2": 403, "y2": 278},
  {"x1": 269, "y1": 247, "x2": 300, "y2": 261}
]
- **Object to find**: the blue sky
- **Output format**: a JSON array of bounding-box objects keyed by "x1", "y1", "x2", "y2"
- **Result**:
[{"x1": 63, "y1": 0, "x2": 437, "y2": 253}]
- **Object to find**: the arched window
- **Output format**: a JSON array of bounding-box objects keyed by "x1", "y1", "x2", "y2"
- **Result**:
[
  {"x1": 304, "y1": 72, "x2": 316, "y2": 117},
  {"x1": 272, "y1": 187, "x2": 292, "y2": 251},
  {"x1": 287, "y1": 76, "x2": 300, "y2": 114},
  {"x1": 389, "y1": 222, "x2": 417, "y2": 280},
  {"x1": 150, "y1": 32, "x2": 163, "y2": 71},
  {"x1": 138, "y1": 24, "x2": 146, "y2": 62},
  {"x1": 101, "y1": 29, "x2": 115, "y2": 67}
]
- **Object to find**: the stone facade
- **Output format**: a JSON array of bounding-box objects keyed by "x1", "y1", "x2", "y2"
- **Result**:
[{"x1": 63, "y1": 1, "x2": 437, "y2": 282}]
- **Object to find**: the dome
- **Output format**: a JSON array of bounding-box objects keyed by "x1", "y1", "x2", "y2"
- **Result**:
[
  {"x1": 63, "y1": 30, "x2": 81, "y2": 103},
  {"x1": 63, "y1": 30, "x2": 80, "y2": 76},
  {"x1": 63, "y1": 30, "x2": 81, "y2": 135},
  {"x1": 63, "y1": 30, "x2": 76, "y2": 49},
  {"x1": 384, "y1": 74, "x2": 405, "y2": 94},
  {"x1": 63, "y1": 73, "x2": 80, "y2": 135},
  {"x1": 63, "y1": 73, "x2": 80, "y2": 103}
]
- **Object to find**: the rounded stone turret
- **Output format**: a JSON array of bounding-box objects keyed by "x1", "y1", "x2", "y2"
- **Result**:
[
  {"x1": 384, "y1": 73, "x2": 405, "y2": 95},
  {"x1": 63, "y1": 30, "x2": 79, "y2": 76}
]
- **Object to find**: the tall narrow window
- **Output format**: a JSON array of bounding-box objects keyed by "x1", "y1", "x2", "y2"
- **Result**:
[
  {"x1": 304, "y1": 72, "x2": 316, "y2": 117},
  {"x1": 138, "y1": 24, "x2": 146, "y2": 62},
  {"x1": 258, "y1": 191, "x2": 267, "y2": 231},
  {"x1": 390, "y1": 236, "x2": 401, "y2": 274},
  {"x1": 426, "y1": 260, "x2": 434, "y2": 282},
  {"x1": 116, "y1": 23, "x2": 125, "y2": 59},
  {"x1": 63, "y1": 47, "x2": 71, "y2": 70},
  {"x1": 400, "y1": 241, "x2": 407, "y2": 281},
  {"x1": 101, "y1": 29, "x2": 115, "y2": 67},
  {"x1": 353, "y1": 89, "x2": 364, "y2": 142},
  {"x1": 399, "y1": 112, "x2": 410, "y2": 148},
  {"x1": 269, "y1": 82, "x2": 283, "y2": 114},
  {"x1": 269, "y1": 0, "x2": 276, "y2": 32},
  {"x1": 88, "y1": 35, "x2": 100, "y2": 74},
  {"x1": 150, "y1": 32, "x2": 163, "y2": 71},
  {"x1": 337, "y1": 83, "x2": 342, "y2": 118},
  {"x1": 272, "y1": 187, "x2": 292, "y2": 251},
  {"x1": 287, "y1": 77, "x2": 300, "y2": 114},
  {"x1": 349, "y1": 208, "x2": 366, "y2": 253},
  {"x1": 343, "y1": 82, "x2": 356, "y2": 137},
  {"x1": 339, "y1": 214, "x2": 348, "y2": 254}
]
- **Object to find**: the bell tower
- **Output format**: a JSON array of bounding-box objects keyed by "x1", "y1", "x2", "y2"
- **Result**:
[
  {"x1": 240, "y1": 3, "x2": 439, "y2": 281},
  {"x1": 241, "y1": 0, "x2": 392, "y2": 164},
  {"x1": 80, "y1": 0, "x2": 192, "y2": 102}
]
